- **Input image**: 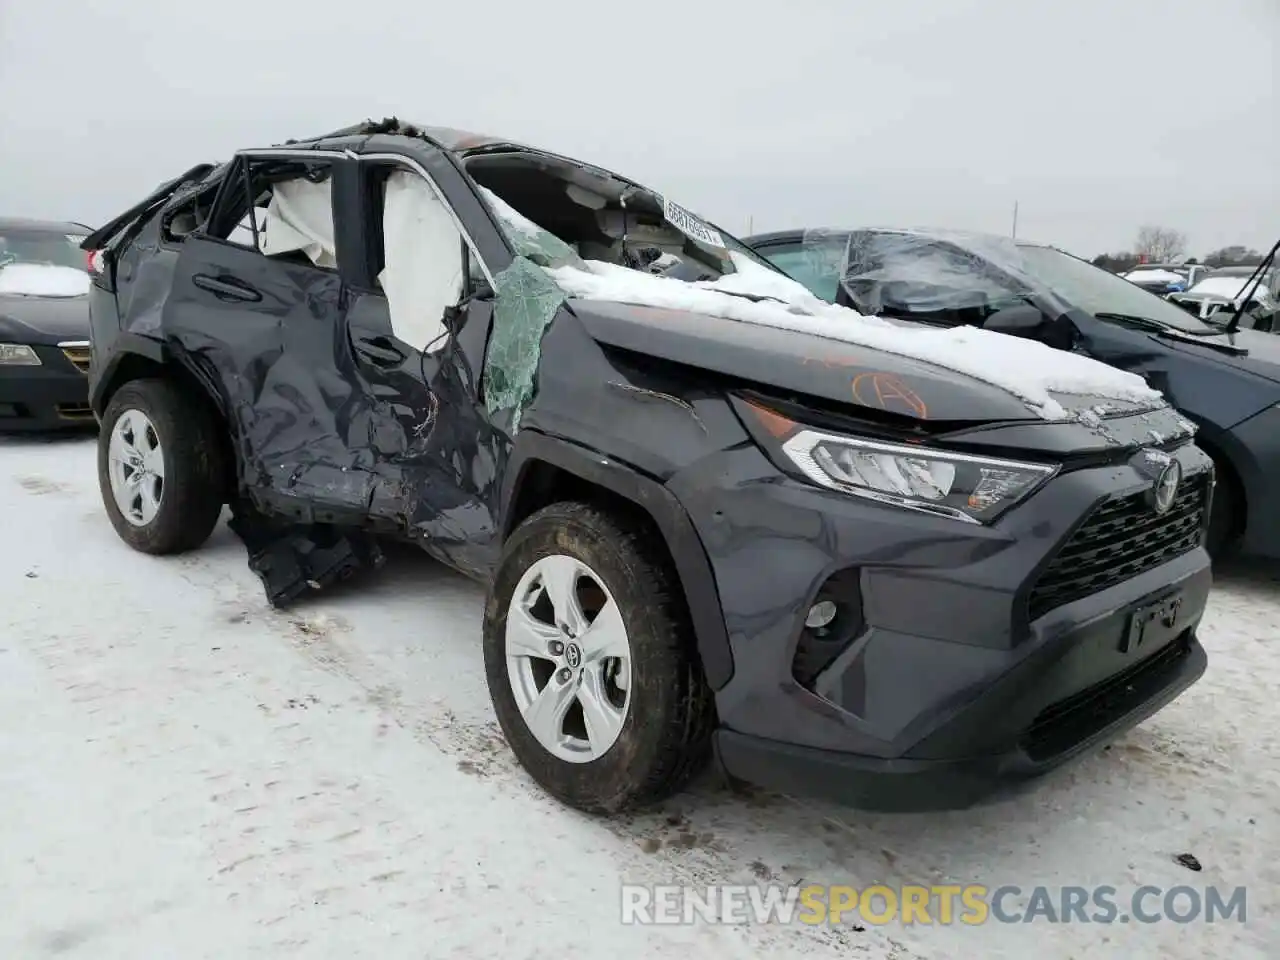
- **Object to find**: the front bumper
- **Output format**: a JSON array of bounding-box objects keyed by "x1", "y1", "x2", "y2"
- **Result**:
[
  {"x1": 0, "y1": 343, "x2": 95, "y2": 432},
  {"x1": 715, "y1": 631, "x2": 1205, "y2": 811},
  {"x1": 668, "y1": 439, "x2": 1213, "y2": 810}
]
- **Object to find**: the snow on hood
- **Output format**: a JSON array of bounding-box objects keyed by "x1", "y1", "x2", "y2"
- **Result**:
[
  {"x1": 547, "y1": 254, "x2": 1163, "y2": 421},
  {"x1": 474, "y1": 184, "x2": 1162, "y2": 420},
  {"x1": 1123, "y1": 268, "x2": 1184, "y2": 285},
  {"x1": 0, "y1": 263, "x2": 90, "y2": 298},
  {"x1": 1186, "y1": 276, "x2": 1273, "y2": 302}
]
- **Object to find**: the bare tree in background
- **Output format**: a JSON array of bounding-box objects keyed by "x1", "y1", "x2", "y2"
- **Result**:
[
  {"x1": 1205, "y1": 245, "x2": 1262, "y2": 267},
  {"x1": 1092, "y1": 251, "x2": 1141, "y2": 273},
  {"x1": 1134, "y1": 226, "x2": 1188, "y2": 263}
]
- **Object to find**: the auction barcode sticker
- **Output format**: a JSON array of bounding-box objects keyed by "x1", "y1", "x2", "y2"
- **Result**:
[{"x1": 662, "y1": 198, "x2": 725, "y2": 249}]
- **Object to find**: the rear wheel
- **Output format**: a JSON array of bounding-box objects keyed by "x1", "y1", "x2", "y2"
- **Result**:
[
  {"x1": 97, "y1": 378, "x2": 225, "y2": 555},
  {"x1": 483, "y1": 502, "x2": 715, "y2": 814}
]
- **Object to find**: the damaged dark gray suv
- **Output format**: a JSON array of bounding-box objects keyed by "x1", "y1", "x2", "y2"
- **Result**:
[{"x1": 81, "y1": 119, "x2": 1211, "y2": 814}]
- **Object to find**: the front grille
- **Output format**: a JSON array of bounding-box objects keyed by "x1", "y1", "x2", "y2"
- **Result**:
[
  {"x1": 1021, "y1": 635, "x2": 1192, "y2": 761},
  {"x1": 1027, "y1": 471, "x2": 1210, "y2": 620},
  {"x1": 60, "y1": 342, "x2": 91, "y2": 374}
]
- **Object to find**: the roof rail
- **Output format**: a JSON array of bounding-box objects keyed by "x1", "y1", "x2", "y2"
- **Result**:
[{"x1": 283, "y1": 117, "x2": 419, "y2": 146}]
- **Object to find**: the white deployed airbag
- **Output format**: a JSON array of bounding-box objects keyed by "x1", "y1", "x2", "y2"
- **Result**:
[
  {"x1": 259, "y1": 177, "x2": 337, "y2": 268},
  {"x1": 378, "y1": 170, "x2": 463, "y2": 352}
]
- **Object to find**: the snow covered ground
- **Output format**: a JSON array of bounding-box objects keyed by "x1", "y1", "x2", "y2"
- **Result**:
[{"x1": 1, "y1": 433, "x2": 1275, "y2": 959}]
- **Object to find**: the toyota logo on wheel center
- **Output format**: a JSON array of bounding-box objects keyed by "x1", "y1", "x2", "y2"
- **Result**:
[{"x1": 564, "y1": 643, "x2": 582, "y2": 669}]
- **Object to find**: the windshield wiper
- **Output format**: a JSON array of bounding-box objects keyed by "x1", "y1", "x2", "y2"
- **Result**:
[
  {"x1": 1093, "y1": 312, "x2": 1223, "y2": 337},
  {"x1": 1095, "y1": 312, "x2": 1249, "y2": 355},
  {"x1": 1225, "y1": 236, "x2": 1279, "y2": 333}
]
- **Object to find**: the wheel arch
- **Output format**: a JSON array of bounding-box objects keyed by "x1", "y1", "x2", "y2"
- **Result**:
[
  {"x1": 501, "y1": 431, "x2": 733, "y2": 691},
  {"x1": 91, "y1": 335, "x2": 169, "y2": 417},
  {"x1": 1194, "y1": 432, "x2": 1246, "y2": 545},
  {"x1": 94, "y1": 339, "x2": 237, "y2": 499}
]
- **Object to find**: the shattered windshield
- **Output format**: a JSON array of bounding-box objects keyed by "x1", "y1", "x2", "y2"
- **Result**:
[
  {"x1": 790, "y1": 229, "x2": 1219, "y2": 335},
  {"x1": 839, "y1": 230, "x2": 1029, "y2": 317}
]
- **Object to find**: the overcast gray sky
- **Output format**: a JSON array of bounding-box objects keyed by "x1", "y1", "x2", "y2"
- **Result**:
[{"x1": 1, "y1": 0, "x2": 1274, "y2": 257}]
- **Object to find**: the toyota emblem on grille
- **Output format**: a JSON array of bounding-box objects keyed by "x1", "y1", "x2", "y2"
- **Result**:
[{"x1": 1150, "y1": 459, "x2": 1182, "y2": 515}]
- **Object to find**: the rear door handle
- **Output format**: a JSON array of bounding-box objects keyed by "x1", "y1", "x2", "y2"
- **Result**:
[
  {"x1": 192, "y1": 273, "x2": 262, "y2": 302},
  {"x1": 354, "y1": 334, "x2": 408, "y2": 367}
]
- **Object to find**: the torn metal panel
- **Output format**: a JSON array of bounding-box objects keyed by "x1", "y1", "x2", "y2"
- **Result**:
[
  {"x1": 482, "y1": 256, "x2": 567, "y2": 430},
  {"x1": 227, "y1": 499, "x2": 385, "y2": 607}
]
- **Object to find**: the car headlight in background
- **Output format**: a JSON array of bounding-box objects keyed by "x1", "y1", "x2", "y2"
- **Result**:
[
  {"x1": 0, "y1": 344, "x2": 41, "y2": 366},
  {"x1": 780, "y1": 429, "x2": 1057, "y2": 524}
]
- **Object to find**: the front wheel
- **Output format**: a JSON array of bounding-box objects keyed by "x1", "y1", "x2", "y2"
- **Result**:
[
  {"x1": 483, "y1": 502, "x2": 715, "y2": 814},
  {"x1": 97, "y1": 377, "x2": 226, "y2": 555}
]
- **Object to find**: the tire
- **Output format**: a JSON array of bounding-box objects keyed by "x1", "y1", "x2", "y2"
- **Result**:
[
  {"x1": 483, "y1": 501, "x2": 716, "y2": 814},
  {"x1": 1206, "y1": 458, "x2": 1240, "y2": 560},
  {"x1": 97, "y1": 377, "x2": 226, "y2": 555}
]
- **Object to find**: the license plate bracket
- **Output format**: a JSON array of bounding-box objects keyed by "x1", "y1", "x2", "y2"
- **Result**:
[{"x1": 1120, "y1": 592, "x2": 1183, "y2": 654}]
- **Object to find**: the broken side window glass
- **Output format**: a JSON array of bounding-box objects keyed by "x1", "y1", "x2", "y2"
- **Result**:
[{"x1": 482, "y1": 256, "x2": 567, "y2": 431}]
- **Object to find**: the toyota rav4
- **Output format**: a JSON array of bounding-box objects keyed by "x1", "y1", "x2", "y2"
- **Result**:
[{"x1": 80, "y1": 119, "x2": 1211, "y2": 815}]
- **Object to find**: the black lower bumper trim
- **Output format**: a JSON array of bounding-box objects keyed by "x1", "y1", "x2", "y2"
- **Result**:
[
  {"x1": 0, "y1": 373, "x2": 93, "y2": 432},
  {"x1": 714, "y1": 635, "x2": 1207, "y2": 812}
]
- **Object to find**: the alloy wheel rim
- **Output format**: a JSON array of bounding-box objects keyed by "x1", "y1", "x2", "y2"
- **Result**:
[
  {"x1": 107, "y1": 409, "x2": 165, "y2": 526},
  {"x1": 505, "y1": 553, "x2": 633, "y2": 763}
]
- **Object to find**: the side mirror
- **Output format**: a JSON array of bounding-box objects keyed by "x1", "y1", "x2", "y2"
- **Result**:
[{"x1": 983, "y1": 303, "x2": 1046, "y2": 335}]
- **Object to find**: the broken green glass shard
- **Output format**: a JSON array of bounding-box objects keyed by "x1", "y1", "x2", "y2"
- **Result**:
[{"x1": 483, "y1": 256, "x2": 567, "y2": 431}]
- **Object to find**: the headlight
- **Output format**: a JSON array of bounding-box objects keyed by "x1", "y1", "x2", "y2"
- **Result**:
[
  {"x1": 780, "y1": 429, "x2": 1057, "y2": 524},
  {"x1": 0, "y1": 344, "x2": 41, "y2": 366}
]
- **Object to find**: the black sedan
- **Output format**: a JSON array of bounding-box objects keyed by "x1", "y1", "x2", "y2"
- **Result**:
[
  {"x1": 0, "y1": 217, "x2": 96, "y2": 431},
  {"x1": 746, "y1": 227, "x2": 1280, "y2": 560}
]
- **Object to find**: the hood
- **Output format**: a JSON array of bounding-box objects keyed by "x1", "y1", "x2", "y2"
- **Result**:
[
  {"x1": 0, "y1": 291, "x2": 90, "y2": 345},
  {"x1": 574, "y1": 299, "x2": 1077, "y2": 424},
  {"x1": 544, "y1": 253, "x2": 1163, "y2": 423},
  {"x1": 1161, "y1": 326, "x2": 1280, "y2": 385}
]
